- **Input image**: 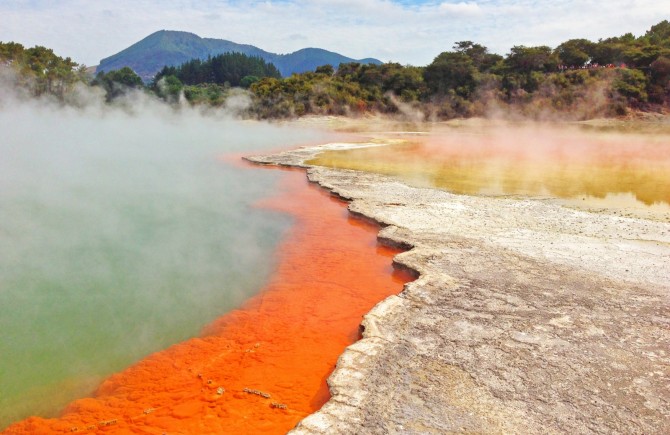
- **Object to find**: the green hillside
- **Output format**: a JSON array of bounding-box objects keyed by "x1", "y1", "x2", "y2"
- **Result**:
[
  {"x1": 154, "y1": 52, "x2": 282, "y2": 87},
  {"x1": 4, "y1": 20, "x2": 667, "y2": 120},
  {"x1": 97, "y1": 30, "x2": 382, "y2": 80}
]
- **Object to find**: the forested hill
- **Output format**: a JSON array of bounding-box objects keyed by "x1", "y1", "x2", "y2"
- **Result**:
[
  {"x1": 97, "y1": 30, "x2": 382, "y2": 80},
  {"x1": 3, "y1": 20, "x2": 668, "y2": 120}
]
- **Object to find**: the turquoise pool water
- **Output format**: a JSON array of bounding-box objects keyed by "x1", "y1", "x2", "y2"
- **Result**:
[{"x1": 0, "y1": 103, "x2": 326, "y2": 427}]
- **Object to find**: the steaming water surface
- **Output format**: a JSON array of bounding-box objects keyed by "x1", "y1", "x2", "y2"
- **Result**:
[
  {"x1": 309, "y1": 125, "x2": 670, "y2": 222},
  {"x1": 0, "y1": 102, "x2": 327, "y2": 427}
]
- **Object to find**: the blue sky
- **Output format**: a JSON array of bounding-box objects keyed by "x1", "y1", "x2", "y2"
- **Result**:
[{"x1": 0, "y1": 1, "x2": 667, "y2": 67}]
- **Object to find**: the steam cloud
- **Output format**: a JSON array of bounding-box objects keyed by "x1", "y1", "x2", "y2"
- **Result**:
[{"x1": 0, "y1": 70, "x2": 328, "y2": 427}]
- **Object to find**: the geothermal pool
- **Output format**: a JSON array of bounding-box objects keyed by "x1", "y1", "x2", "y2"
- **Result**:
[
  {"x1": 309, "y1": 124, "x2": 670, "y2": 222},
  {"x1": 0, "y1": 103, "x2": 331, "y2": 428},
  {"x1": 4, "y1": 111, "x2": 668, "y2": 432},
  {"x1": 5, "y1": 167, "x2": 412, "y2": 434}
]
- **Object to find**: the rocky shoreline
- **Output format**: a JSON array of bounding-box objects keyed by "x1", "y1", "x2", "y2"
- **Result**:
[{"x1": 247, "y1": 143, "x2": 670, "y2": 434}]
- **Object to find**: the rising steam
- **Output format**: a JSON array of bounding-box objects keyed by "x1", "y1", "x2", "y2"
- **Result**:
[{"x1": 0, "y1": 70, "x2": 329, "y2": 428}]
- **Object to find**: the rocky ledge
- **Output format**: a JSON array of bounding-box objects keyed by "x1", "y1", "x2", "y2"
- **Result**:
[{"x1": 247, "y1": 144, "x2": 670, "y2": 434}]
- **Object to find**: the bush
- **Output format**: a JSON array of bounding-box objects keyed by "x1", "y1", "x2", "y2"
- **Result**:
[{"x1": 613, "y1": 68, "x2": 649, "y2": 103}]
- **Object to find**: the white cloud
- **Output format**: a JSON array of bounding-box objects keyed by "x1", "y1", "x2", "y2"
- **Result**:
[
  {"x1": 438, "y1": 2, "x2": 483, "y2": 16},
  {"x1": 0, "y1": 0, "x2": 667, "y2": 67},
  {"x1": 288, "y1": 33, "x2": 308, "y2": 42}
]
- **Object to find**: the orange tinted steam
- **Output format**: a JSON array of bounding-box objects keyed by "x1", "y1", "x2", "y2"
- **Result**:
[
  {"x1": 4, "y1": 168, "x2": 411, "y2": 434},
  {"x1": 309, "y1": 128, "x2": 670, "y2": 207}
]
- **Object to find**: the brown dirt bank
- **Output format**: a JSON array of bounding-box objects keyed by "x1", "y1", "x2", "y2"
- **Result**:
[{"x1": 247, "y1": 143, "x2": 670, "y2": 434}]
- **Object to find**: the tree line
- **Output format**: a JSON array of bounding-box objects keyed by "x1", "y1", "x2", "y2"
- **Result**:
[
  {"x1": 242, "y1": 20, "x2": 669, "y2": 119},
  {"x1": 153, "y1": 52, "x2": 281, "y2": 88},
  {"x1": 0, "y1": 42, "x2": 87, "y2": 99},
  {"x1": 1, "y1": 20, "x2": 669, "y2": 120}
]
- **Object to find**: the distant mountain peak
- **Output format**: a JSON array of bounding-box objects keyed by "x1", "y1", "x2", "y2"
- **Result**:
[{"x1": 98, "y1": 31, "x2": 382, "y2": 81}]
